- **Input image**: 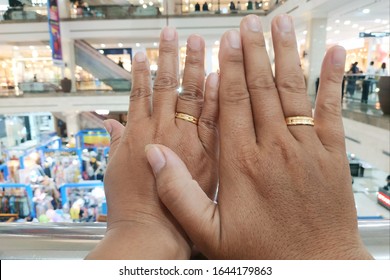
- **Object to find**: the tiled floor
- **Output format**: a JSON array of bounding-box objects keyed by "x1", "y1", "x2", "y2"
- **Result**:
[
  {"x1": 352, "y1": 168, "x2": 389, "y2": 219},
  {"x1": 340, "y1": 91, "x2": 390, "y2": 219}
]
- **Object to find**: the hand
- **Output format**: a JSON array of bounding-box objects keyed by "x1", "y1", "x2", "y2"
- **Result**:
[
  {"x1": 146, "y1": 15, "x2": 373, "y2": 259},
  {"x1": 86, "y1": 28, "x2": 219, "y2": 259}
]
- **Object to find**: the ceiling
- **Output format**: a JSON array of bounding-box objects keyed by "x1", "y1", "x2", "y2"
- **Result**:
[{"x1": 0, "y1": 0, "x2": 389, "y2": 57}]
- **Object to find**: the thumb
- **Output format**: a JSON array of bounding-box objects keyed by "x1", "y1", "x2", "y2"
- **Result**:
[
  {"x1": 145, "y1": 144, "x2": 219, "y2": 253},
  {"x1": 103, "y1": 119, "x2": 125, "y2": 158}
]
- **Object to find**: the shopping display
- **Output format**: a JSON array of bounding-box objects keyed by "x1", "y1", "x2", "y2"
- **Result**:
[{"x1": 0, "y1": 129, "x2": 109, "y2": 222}]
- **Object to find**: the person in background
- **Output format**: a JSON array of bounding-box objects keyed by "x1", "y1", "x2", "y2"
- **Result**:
[
  {"x1": 377, "y1": 62, "x2": 388, "y2": 76},
  {"x1": 247, "y1": 0, "x2": 253, "y2": 10},
  {"x1": 117, "y1": 57, "x2": 124, "y2": 68},
  {"x1": 237, "y1": 1, "x2": 242, "y2": 10},
  {"x1": 365, "y1": 61, "x2": 376, "y2": 93},
  {"x1": 194, "y1": 2, "x2": 201, "y2": 12},
  {"x1": 229, "y1": 1, "x2": 236, "y2": 11},
  {"x1": 384, "y1": 175, "x2": 390, "y2": 191},
  {"x1": 202, "y1": 2, "x2": 209, "y2": 11},
  {"x1": 346, "y1": 62, "x2": 359, "y2": 97}
]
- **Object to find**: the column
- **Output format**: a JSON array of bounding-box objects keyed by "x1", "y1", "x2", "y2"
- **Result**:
[
  {"x1": 61, "y1": 38, "x2": 77, "y2": 92},
  {"x1": 57, "y1": 0, "x2": 71, "y2": 19},
  {"x1": 304, "y1": 18, "x2": 327, "y2": 96},
  {"x1": 65, "y1": 112, "x2": 80, "y2": 137}
]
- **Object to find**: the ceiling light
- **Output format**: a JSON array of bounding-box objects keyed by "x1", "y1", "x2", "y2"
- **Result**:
[
  {"x1": 335, "y1": 19, "x2": 340, "y2": 24},
  {"x1": 326, "y1": 26, "x2": 332, "y2": 31},
  {"x1": 334, "y1": 30, "x2": 340, "y2": 34},
  {"x1": 99, "y1": 50, "x2": 104, "y2": 54},
  {"x1": 46, "y1": 45, "x2": 51, "y2": 49},
  {"x1": 29, "y1": 45, "x2": 35, "y2": 49},
  {"x1": 135, "y1": 43, "x2": 141, "y2": 47},
  {"x1": 303, "y1": 30, "x2": 307, "y2": 35},
  {"x1": 362, "y1": 8, "x2": 370, "y2": 14},
  {"x1": 153, "y1": 42, "x2": 158, "y2": 47},
  {"x1": 13, "y1": 46, "x2": 19, "y2": 50},
  {"x1": 118, "y1": 43, "x2": 123, "y2": 48},
  {"x1": 344, "y1": 20, "x2": 351, "y2": 25},
  {"x1": 382, "y1": 20, "x2": 388, "y2": 24},
  {"x1": 214, "y1": 40, "x2": 220, "y2": 46},
  {"x1": 149, "y1": 1, "x2": 153, "y2": 5},
  {"x1": 352, "y1": 24, "x2": 359, "y2": 28},
  {"x1": 374, "y1": 19, "x2": 381, "y2": 23},
  {"x1": 143, "y1": 4, "x2": 147, "y2": 8},
  {"x1": 95, "y1": 110, "x2": 110, "y2": 115},
  {"x1": 100, "y1": 44, "x2": 106, "y2": 48},
  {"x1": 359, "y1": 26, "x2": 365, "y2": 31}
]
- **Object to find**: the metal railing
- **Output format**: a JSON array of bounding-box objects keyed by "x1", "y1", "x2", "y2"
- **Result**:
[{"x1": 0, "y1": 219, "x2": 389, "y2": 259}]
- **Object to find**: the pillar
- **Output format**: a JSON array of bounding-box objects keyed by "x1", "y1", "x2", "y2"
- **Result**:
[
  {"x1": 57, "y1": 0, "x2": 70, "y2": 19},
  {"x1": 60, "y1": 38, "x2": 77, "y2": 92},
  {"x1": 304, "y1": 18, "x2": 327, "y2": 96},
  {"x1": 65, "y1": 112, "x2": 80, "y2": 137}
]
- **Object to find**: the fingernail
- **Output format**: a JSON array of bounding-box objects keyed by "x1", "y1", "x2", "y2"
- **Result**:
[
  {"x1": 332, "y1": 47, "x2": 346, "y2": 67},
  {"x1": 103, "y1": 120, "x2": 112, "y2": 135},
  {"x1": 208, "y1": 73, "x2": 219, "y2": 88},
  {"x1": 277, "y1": 14, "x2": 292, "y2": 33},
  {"x1": 162, "y1": 27, "x2": 176, "y2": 41},
  {"x1": 145, "y1": 145, "x2": 166, "y2": 175},
  {"x1": 228, "y1": 30, "x2": 241, "y2": 49},
  {"x1": 187, "y1": 35, "x2": 202, "y2": 51},
  {"x1": 135, "y1": 52, "x2": 146, "y2": 62},
  {"x1": 246, "y1": 15, "x2": 261, "y2": 32}
]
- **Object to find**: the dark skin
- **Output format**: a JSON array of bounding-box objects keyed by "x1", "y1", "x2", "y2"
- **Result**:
[
  {"x1": 146, "y1": 14, "x2": 373, "y2": 260},
  {"x1": 86, "y1": 29, "x2": 219, "y2": 259}
]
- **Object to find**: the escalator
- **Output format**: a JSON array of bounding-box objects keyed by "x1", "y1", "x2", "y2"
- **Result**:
[{"x1": 74, "y1": 40, "x2": 131, "y2": 91}]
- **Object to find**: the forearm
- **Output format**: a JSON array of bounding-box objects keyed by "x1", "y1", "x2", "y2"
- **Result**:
[{"x1": 85, "y1": 224, "x2": 191, "y2": 260}]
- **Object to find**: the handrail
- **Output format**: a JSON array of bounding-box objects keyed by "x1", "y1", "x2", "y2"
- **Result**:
[{"x1": 0, "y1": 220, "x2": 388, "y2": 259}]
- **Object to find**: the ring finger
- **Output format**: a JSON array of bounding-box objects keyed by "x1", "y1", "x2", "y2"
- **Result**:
[
  {"x1": 176, "y1": 35, "x2": 206, "y2": 126},
  {"x1": 271, "y1": 14, "x2": 316, "y2": 141}
]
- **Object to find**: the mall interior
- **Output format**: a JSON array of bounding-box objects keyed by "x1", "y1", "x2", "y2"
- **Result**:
[{"x1": 0, "y1": 0, "x2": 389, "y2": 259}]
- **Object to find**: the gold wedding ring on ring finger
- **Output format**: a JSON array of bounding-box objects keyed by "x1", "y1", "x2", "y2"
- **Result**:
[
  {"x1": 175, "y1": 112, "x2": 199, "y2": 125},
  {"x1": 285, "y1": 116, "x2": 314, "y2": 126}
]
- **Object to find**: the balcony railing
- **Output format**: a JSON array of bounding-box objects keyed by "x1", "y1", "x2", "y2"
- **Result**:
[
  {"x1": 0, "y1": 1, "x2": 286, "y2": 23},
  {"x1": 0, "y1": 219, "x2": 388, "y2": 259}
]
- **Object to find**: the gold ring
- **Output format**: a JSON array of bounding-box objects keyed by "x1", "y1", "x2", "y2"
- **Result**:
[
  {"x1": 175, "y1": 112, "x2": 198, "y2": 125},
  {"x1": 285, "y1": 116, "x2": 314, "y2": 126}
]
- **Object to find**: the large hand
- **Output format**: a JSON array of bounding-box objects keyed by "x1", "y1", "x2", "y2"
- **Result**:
[
  {"x1": 86, "y1": 28, "x2": 219, "y2": 259},
  {"x1": 147, "y1": 15, "x2": 372, "y2": 259}
]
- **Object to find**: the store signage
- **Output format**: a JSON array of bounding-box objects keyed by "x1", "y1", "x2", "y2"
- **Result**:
[
  {"x1": 47, "y1": 0, "x2": 63, "y2": 65},
  {"x1": 359, "y1": 32, "x2": 390, "y2": 38}
]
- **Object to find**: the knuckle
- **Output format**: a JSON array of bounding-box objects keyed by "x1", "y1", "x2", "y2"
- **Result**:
[
  {"x1": 199, "y1": 116, "x2": 217, "y2": 132},
  {"x1": 220, "y1": 83, "x2": 250, "y2": 104},
  {"x1": 157, "y1": 179, "x2": 180, "y2": 204},
  {"x1": 247, "y1": 73, "x2": 276, "y2": 93},
  {"x1": 316, "y1": 99, "x2": 341, "y2": 118},
  {"x1": 185, "y1": 53, "x2": 203, "y2": 66},
  {"x1": 325, "y1": 71, "x2": 343, "y2": 85},
  {"x1": 130, "y1": 87, "x2": 151, "y2": 101},
  {"x1": 153, "y1": 73, "x2": 178, "y2": 91},
  {"x1": 248, "y1": 37, "x2": 266, "y2": 49},
  {"x1": 224, "y1": 51, "x2": 244, "y2": 65},
  {"x1": 180, "y1": 83, "x2": 204, "y2": 101},
  {"x1": 110, "y1": 134, "x2": 121, "y2": 147},
  {"x1": 159, "y1": 44, "x2": 177, "y2": 56},
  {"x1": 230, "y1": 144, "x2": 262, "y2": 177},
  {"x1": 277, "y1": 73, "x2": 306, "y2": 92}
]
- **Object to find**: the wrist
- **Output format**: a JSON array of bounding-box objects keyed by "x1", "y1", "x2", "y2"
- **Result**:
[{"x1": 86, "y1": 221, "x2": 191, "y2": 260}]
